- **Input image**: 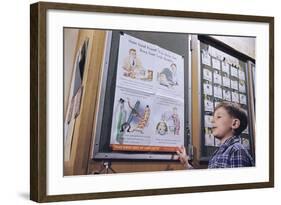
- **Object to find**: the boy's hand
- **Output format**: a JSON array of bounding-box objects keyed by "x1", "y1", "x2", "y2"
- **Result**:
[{"x1": 176, "y1": 145, "x2": 189, "y2": 165}]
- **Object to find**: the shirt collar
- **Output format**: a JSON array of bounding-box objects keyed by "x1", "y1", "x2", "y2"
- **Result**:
[
  {"x1": 220, "y1": 135, "x2": 240, "y2": 149},
  {"x1": 209, "y1": 136, "x2": 240, "y2": 159}
]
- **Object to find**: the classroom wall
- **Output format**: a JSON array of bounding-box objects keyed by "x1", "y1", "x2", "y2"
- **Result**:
[
  {"x1": 212, "y1": 36, "x2": 256, "y2": 59},
  {"x1": 64, "y1": 29, "x2": 79, "y2": 117}
]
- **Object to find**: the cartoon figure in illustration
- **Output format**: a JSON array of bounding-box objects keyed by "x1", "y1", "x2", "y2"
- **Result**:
[
  {"x1": 169, "y1": 107, "x2": 180, "y2": 135},
  {"x1": 115, "y1": 98, "x2": 126, "y2": 144},
  {"x1": 156, "y1": 120, "x2": 168, "y2": 135},
  {"x1": 159, "y1": 63, "x2": 178, "y2": 87},
  {"x1": 170, "y1": 63, "x2": 178, "y2": 85},
  {"x1": 122, "y1": 48, "x2": 143, "y2": 79},
  {"x1": 145, "y1": 70, "x2": 153, "y2": 81},
  {"x1": 120, "y1": 98, "x2": 141, "y2": 133},
  {"x1": 129, "y1": 105, "x2": 151, "y2": 134}
]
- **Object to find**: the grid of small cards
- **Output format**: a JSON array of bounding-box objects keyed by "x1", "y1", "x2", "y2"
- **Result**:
[{"x1": 200, "y1": 43, "x2": 250, "y2": 151}]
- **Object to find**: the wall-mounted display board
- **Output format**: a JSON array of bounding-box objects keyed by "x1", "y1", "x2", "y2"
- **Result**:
[
  {"x1": 198, "y1": 35, "x2": 256, "y2": 162},
  {"x1": 93, "y1": 30, "x2": 191, "y2": 160}
]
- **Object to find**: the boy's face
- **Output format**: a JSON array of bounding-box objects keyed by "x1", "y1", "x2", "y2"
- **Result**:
[{"x1": 211, "y1": 107, "x2": 240, "y2": 140}]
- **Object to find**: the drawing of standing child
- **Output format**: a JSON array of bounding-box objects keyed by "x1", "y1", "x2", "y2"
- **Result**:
[{"x1": 170, "y1": 107, "x2": 180, "y2": 135}]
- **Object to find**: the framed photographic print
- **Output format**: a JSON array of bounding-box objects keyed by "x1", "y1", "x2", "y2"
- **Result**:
[{"x1": 30, "y1": 1, "x2": 274, "y2": 202}]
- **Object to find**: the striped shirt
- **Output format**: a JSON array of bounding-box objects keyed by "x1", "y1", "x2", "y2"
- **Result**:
[{"x1": 208, "y1": 136, "x2": 255, "y2": 168}]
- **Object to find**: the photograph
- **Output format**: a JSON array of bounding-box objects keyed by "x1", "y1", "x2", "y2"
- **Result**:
[
  {"x1": 63, "y1": 28, "x2": 256, "y2": 173},
  {"x1": 30, "y1": 2, "x2": 274, "y2": 202}
]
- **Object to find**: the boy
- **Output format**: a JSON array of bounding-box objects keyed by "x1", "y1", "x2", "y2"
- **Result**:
[{"x1": 176, "y1": 101, "x2": 254, "y2": 169}]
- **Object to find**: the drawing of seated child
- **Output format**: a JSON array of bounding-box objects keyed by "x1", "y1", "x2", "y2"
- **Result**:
[
  {"x1": 122, "y1": 48, "x2": 143, "y2": 79},
  {"x1": 159, "y1": 63, "x2": 178, "y2": 87}
]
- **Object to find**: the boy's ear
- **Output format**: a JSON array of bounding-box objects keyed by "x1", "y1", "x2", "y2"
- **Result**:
[{"x1": 232, "y1": 119, "x2": 240, "y2": 129}]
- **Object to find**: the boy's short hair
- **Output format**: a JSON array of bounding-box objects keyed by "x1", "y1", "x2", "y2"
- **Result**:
[{"x1": 214, "y1": 101, "x2": 248, "y2": 135}]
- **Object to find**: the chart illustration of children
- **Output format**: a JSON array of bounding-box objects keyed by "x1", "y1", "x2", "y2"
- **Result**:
[
  {"x1": 156, "y1": 120, "x2": 168, "y2": 135},
  {"x1": 120, "y1": 98, "x2": 141, "y2": 133},
  {"x1": 114, "y1": 98, "x2": 127, "y2": 144},
  {"x1": 155, "y1": 107, "x2": 180, "y2": 136},
  {"x1": 122, "y1": 48, "x2": 143, "y2": 79},
  {"x1": 113, "y1": 98, "x2": 140, "y2": 144},
  {"x1": 129, "y1": 105, "x2": 151, "y2": 134},
  {"x1": 159, "y1": 63, "x2": 179, "y2": 87},
  {"x1": 117, "y1": 98, "x2": 151, "y2": 138},
  {"x1": 170, "y1": 63, "x2": 178, "y2": 85},
  {"x1": 169, "y1": 107, "x2": 180, "y2": 135},
  {"x1": 122, "y1": 48, "x2": 154, "y2": 81}
]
